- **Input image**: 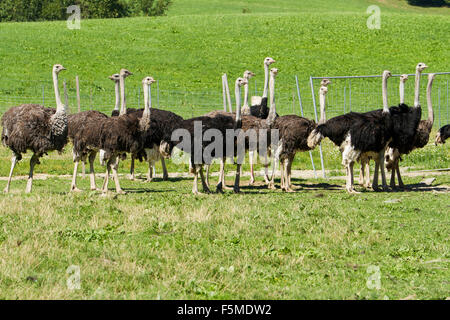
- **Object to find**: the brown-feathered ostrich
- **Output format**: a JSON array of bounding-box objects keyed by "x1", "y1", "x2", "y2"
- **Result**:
[
  {"x1": 67, "y1": 73, "x2": 122, "y2": 191},
  {"x1": 250, "y1": 57, "x2": 276, "y2": 118},
  {"x1": 203, "y1": 69, "x2": 279, "y2": 191},
  {"x1": 308, "y1": 69, "x2": 422, "y2": 193},
  {"x1": 1, "y1": 64, "x2": 68, "y2": 193},
  {"x1": 268, "y1": 82, "x2": 329, "y2": 192},
  {"x1": 385, "y1": 72, "x2": 436, "y2": 189},
  {"x1": 435, "y1": 124, "x2": 450, "y2": 145},
  {"x1": 160, "y1": 78, "x2": 248, "y2": 194}
]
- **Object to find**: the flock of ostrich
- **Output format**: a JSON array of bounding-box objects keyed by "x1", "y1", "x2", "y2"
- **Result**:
[{"x1": 1, "y1": 58, "x2": 449, "y2": 195}]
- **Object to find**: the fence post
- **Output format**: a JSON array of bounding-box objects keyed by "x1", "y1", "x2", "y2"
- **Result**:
[
  {"x1": 76, "y1": 76, "x2": 81, "y2": 113},
  {"x1": 222, "y1": 75, "x2": 227, "y2": 111},
  {"x1": 309, "y1": 76, "x2": 326, "y2": 179},
  {"x1": 297, "y1": 76, "x2": 317, "y2": 178},
  {"x1": 157, "y1": 80, "x2": 160, "y2": 109},
  {"x1": 63, "y1": 80, "x2": 69, "y2": 111},
  {"x1": 438, "y1": 87, "x2": 441, "y2": 128},
  {"x1": 343, "y1": 86, "x2": 346, "y2": 114}
]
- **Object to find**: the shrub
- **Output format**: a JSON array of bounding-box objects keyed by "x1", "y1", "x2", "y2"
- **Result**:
[{"x1": 0, "y1": 0, "x2": 171, "y2": 22}]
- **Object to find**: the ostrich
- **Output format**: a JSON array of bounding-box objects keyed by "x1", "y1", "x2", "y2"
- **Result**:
[
  {"x1": 435, "y1": 124, "x2": 450, "y2": 145},
  {"x1": 67, "y1": 74, "x2": 121, "y2": 191},
  {"x1": 160, "y1": 77, "x2": 248, "y2": 194},
  {"x1": 359, "y1": 74, "x2": 409, "y2": 188},
  {"x1": 203, "y1": 69, "x2": 279, "y2": 191},
  {"x1": 269, "y1": 82, "x2": 329, "y2": 192},
  {"x1": 385, "y1": 72, "x2": 436, "y2": 188},
  {"x1": 1, "y1": 64, "x2": 68, "y2": 193},
  {"x1": 241, "y1": 70, "x2": 256, "y2": 115},
  {"x1": 98, "y1": 69, "x2": 148, "y2": 195},
  {"x1": 110, "y1": 73, "x2": 121, "y2": 117},
  {"x1": 250, "y1": 57, "x2": 276, "y2": 118},
  {"x1": 308, "y1": 69, "x2": 422, "y2": 193}
]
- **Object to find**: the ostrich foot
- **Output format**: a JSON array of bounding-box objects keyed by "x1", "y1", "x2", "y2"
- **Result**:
[
  {"x1": 216, "y1": 182, "x2": 224, "y2": 194},
  {"x1": 146, "y1": 178, "x2": 154, "y2": 183},
  {"x1": 70, "y1": 186, "x2": 82, "y2": 192},
  {"x1": 264, "y1": 176, "x2": 270, "y2": 184},
  {"x1": 346, "y1": 186, "x2": 360, "y2": 194},
  {"x1": 267, "y1": 182, "x2": 276, "y2": 190},
  {"x1": 248, "y1": 177, "x2": 255, "y2": 186},
  {"x1": 3, "y1": 187, "x2": 10, "y2": 193},
  {"x1": 163, "y1": 174, "x2": 169, "y2": 181},
  {"x1": 116, "y1": 189, "x2": 127, "y2": 195},
  {"x1": 233, "y1": 186, "x2": 241, "y2": 194},
  {"x1": 129, "y1": 175, "x2": 135, "y2": 181}
]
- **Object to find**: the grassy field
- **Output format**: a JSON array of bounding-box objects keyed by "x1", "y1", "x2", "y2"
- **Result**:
[{"x1": 0, "y1": 0, "x2": 449, "y2": 300}]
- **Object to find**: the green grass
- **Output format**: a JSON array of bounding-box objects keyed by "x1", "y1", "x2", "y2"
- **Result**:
[
  {"x1": 0, "y1": 174, "x2": 449, "y2": 299},
  {"x1": 0, "y1": 0, "x2": 449, "y2": 299}
]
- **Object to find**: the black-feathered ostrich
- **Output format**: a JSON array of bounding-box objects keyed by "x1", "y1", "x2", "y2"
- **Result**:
[
  {"x1": 132, "y1": 77, "x2": 184, "y2": 182},
  {"x1": 1, "y1": 64, "x2": 68, "y2": 193},
  {"x1": 98, "y1": 70, "x2": 148, "y2": 195},
  {"x1": 269, "y1": 81, "x2": 330, "y2": 192},
  {"x1": 385, "y1": 72, "x2": 436, "y2": 188},
  {"x1": 435, "y1": 124, "x2": 450, "y2": 145},
  {"x1": 160, "y1": 77, "x2": 248, "y2": 194},
  {"x1": 250, "y1": 57, "x2": 276, "y2": 118},
  {"x1": 308, "y1": 69, "x2": 422, "y2": 193},
  {"x1": 358, "y1": 74, "x2": 409, "y2": 188}
]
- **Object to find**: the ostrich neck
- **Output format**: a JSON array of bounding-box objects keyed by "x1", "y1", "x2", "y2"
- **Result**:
[
  {"x1": 262, "y1": 64, "x2": 269, "y2": 98},
  {"x1": 319, "y1": 90, "x2": 326, "y2": 124},
  {"x1": 243, "y1": 82, "x2": 249, "y2": 108},
  {"x1": 426, "y1": 77, "x2": 434, "y2": 124},
  {"x1": 143, "y1": 82, "x2": 149, "y2": 117},
  {"x1": 113, "y1": 82, "x2": 120, "y2": 111},
  {"x1": 399, "y1": 81, "x2": 405, "y2": 104},
  {"x1": 414, "y1": 69, "x2": 421, "y2": 108},
  {"x1": 382, "y1": 75, "x2": 389, "y2": 112},
  {"x1": 119, "y1": 76, "x2": 127, "y2": 115},
  {"x1": 235, "y1": 84, "x2": 241, "y2": 122},
  {"x1": 266, "y1": 75, "x2": 276, "y2": 125},
  {"x1": 53, "y1": 71, "x2": 64, "y2": 112}
]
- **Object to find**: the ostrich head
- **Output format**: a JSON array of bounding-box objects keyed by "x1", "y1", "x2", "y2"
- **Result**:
[
  {"x1": 400, "y1": 74, "x2": 408, "y2": 83},
  {"x1": 416, "y1": 63, "x2": 428, "y2": 73},
  {"x1": 270, "y1": 68, "x2": 278, "y2": 77},
  {"x1": 264, "y1": 57, "x2": 276, "y2": 66},
  {"x1": 142, "y1": 76, "x2": 156, "y2": 86},
  {"x1": 319, "y1": 86, "x2": 328, "y2": 96},
  {"x1": 383, "y1": 70, "x2": 392, "y2": 79},
  {"x1": 243, "y1": 70, "x2": 255, "y2": 80},
  {"x1": 109, "y1": 74, "x2": 120, "y2": 82},
  {"x1": 53, "y1": 64, "x2": 66, "y2": 74},
  {"x1": 120, "y1": 68, "x2": 133, "y2": 78},
  {"x1": 236, "y1": 77, "x2": 248, "y2": 87},
  {"x1": 320, "y1": 79, "x2": 331, "y2": 87}
]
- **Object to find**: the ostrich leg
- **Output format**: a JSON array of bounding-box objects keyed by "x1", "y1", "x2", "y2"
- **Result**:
[
  {"x1": 101, "y1": 163, "x2": 111, "y2": 195},
  {"x1": 248, "y1": 151, "x2": 255, "y2": 185},
  {"x1": 192, "y1": 165, "x2": 200, "y2": 195},
  {"x1": 70, "y1": 160, "x2": 82, "y2": 192},
  {"x1": 130, "y1": 155, "x2": 135, "y2": 181},
  {"x1": 161, "y1": 158, "x2": 169, "y2": 181},
  {"x1": 389, "y1": 162, "x2": 397, "y2": 189},
  {"x1": 395, "y1": 162, "x2": 405, "y2": 188},
  {"x1": 3, "y1": 154, "x2": 18, "y2": 193},
  {"x1": 89, "y1": 151, "x2": 98, "y2": 190},
  {"x1": 111, "y1": 156, "x2": 126, "y2": 194},
  {"x1": 286, "y1": 155, "x2": 295, "y2": 192},
  {"x1": 25, "y1": 154, "x2": 40, "y2": 193},
  {"x1": 199, "y1": 166, "x2": 211, "y2": 193},
  {"x1": 233, "y1": 164, "x2": 242, "y2": 193}
]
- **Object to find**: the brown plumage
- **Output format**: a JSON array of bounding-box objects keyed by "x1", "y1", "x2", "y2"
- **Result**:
[
  {"x1": 68, "y1": 110, "x2": 108, "y2": 191},
  {"x1": 1, "y1": 64, "x2": 68, "y2": 193}
]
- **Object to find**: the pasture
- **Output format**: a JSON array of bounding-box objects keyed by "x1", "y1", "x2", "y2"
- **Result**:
[{"x1": 0, "y1": 0, "x2": 449, "y2": 299}]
